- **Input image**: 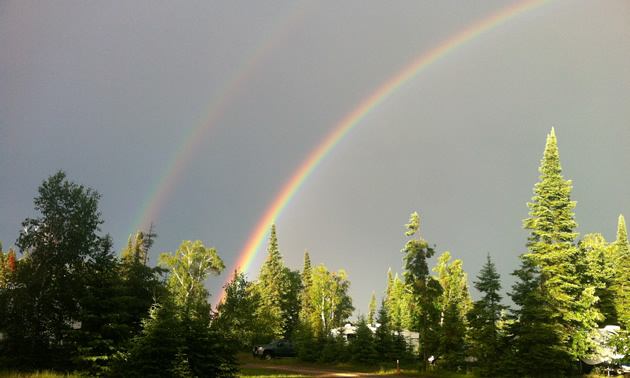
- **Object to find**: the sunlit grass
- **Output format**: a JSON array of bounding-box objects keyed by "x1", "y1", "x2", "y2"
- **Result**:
[
  {"x1": 0, "y1": 372, "x2": 81, "y2": 378},
  {"x1": 239, "y1": 367, "x2": 309, "y2": 377}
]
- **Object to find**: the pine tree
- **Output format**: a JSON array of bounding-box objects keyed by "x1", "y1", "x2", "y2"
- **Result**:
[
  {"x1": 401, "y1": 212, "x2": 442, "y2": 371},
  {"x1": 432, "y1": 252, "x2": 471, "y2": 371},
  {"x1": 580, "y1": 233, "x2": 616, "y2": 326},
  {"x1": 300, "y1": 250, "x2": 313, "y2": 323},
  {"x1": 467, "y1": 254, "x2": 507, "y2": 377},
  {"x1": 514, "y1": 128, "x2": 600, "y2": 373},
  {"x1": 368, "y1": 291, "x2": 376, "y2": 325},
  {"x1": 612, "y1": 214, "x2": 630, "y2": 327},
  {"x1": 257, "y1": 224, "x2": 287, "y2": 341}
]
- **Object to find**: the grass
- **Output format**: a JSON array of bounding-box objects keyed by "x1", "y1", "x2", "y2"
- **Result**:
[{"x1": 0, "y1": 372, "x2": 81, "y2": 378}]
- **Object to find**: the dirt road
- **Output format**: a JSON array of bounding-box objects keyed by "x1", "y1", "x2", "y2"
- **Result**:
[{"x1": 242, "y1": 362, "x2": 425, "y2": 377}]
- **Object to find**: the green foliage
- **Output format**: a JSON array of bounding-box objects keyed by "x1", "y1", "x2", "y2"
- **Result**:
[
  {"x1": 519, "y1": 129, "x2": 601, "y2": 365},
  {"x1": 401, "y1": 212, "x2": 442, "y2": 371},
  {"x1": 467, "y1": 254, "x2": 508, "y2": 377},
  {"x1": 305, "y1": 265, "x2": 354, "y2": 336},
  {"x1": 612, "y1": 214, "x2": 630, "y2": 328},
  {"x1": 348, "y1": 317, "x2": 378, "y2": 365},
  {"x1": 318, "y1": 333, "x2": 347, "y2": 364},
  {"x1": 255, "y1": 224, "x2": 302, "y2": 339},
  {"x1": 374, "y1": 301, "x2": 395, "y2": 362},
  {"x1": 159, "y1": 240, "x2": 225, "y2": 315},
  {"x1": 368, "y1": 291, "x2": 376, "y2": 325},
  {"x1": 506, "y1": 259, "x2": 576, "y2": 377},
  {"x1": 116, "y1": 239, "x2": 238, "y2": 377},
  {"x1": 214, "y1": 270, "x2": 262, "y2": 351},
  {"x1": 0, "y1": 171, "x2": 110, "y2": 371}
]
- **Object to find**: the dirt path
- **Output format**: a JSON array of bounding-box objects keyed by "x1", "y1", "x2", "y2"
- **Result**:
[{"x1": 242, "y1": 362, "x2": 424, "y2": 377}]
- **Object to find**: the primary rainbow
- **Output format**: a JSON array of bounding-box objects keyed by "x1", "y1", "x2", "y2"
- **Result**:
[{"x1": 221, "y1": 0, "x2": 553, "y2": 300}]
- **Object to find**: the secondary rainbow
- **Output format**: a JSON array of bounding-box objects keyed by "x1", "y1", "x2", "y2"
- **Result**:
[
  {"x1": 221, "y1": 0, "x2": 553, "y2": 299},
  {"x1": 128, "y1": 2, "x2": 315, "y2": 237}
]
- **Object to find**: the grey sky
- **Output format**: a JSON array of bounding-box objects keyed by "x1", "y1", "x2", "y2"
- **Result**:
[{"x1": 1, "y1": 1, "x2": 629, "y2": 315}]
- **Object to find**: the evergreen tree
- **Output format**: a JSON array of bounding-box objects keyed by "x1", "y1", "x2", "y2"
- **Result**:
[
  {"x1": 300, "y1": 250, "x2": 313, "y2": 321},
  {"x1": 255, "y1": 224, "x2": 301, "y2": 339},
  {"x1": 432, "y1": 252, "x2": 471, "y2": 371},
  {"x1": 401, "y1": 212, "x2": 442, "y2": 371},
  {"x1": 580, "y1": 233, "x2": 616, "y2": 326},
  {"x1": 349, "y1": 316, "x2": 378, "y2": 365},
  {"x1": 368, "y1": 291, "x2": 376, "y2": 325},
  {"x1": 507, "y1": 259, "x2": 574, "y2": 376},
  {"x1": 612, "y1": 215, "x2": 630, "y2": 328},
  {"x1": 467, "y1": 254, "x2": 508, "y2": 377},
  {"x1": 520, "y1": 128, "x2": 601, "y2": 362},
  {"x1": 374, "y1": 300, "x2": 395, "y2": 362}
]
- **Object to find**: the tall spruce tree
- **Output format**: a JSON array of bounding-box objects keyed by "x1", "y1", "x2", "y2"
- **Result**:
[
  {"x1": 255, "y1": 223, "x2": 301, "y2": 339},
  {"x1": 368, "y1": 291, "x2": 376, "y2": 325},
  {"x1": 401, "y1": 212, "x2": 442, "y2": 372},
  {"x1": 467, "y1": 254, "x2": 507, "y2": 377},
  {"x1": 514, "y1": 128, "x2": 601, "y2": 373},
  {"x1": 300, "y1": 250, "x2": 313, "y2": 323},
  {"x1": 612, "y1": 214, "x2": 630, "y2": 327}
]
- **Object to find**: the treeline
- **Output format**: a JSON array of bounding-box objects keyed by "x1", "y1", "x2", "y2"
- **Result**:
[
  {"x1": 0, "y1": 172, "x2": 238, "y2": 376},
  {"x1": 1, "y1": 128, "x2": 629, "y2": 377}
]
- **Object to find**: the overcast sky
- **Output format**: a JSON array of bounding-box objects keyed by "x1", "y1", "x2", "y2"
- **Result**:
[{"x1": 2, "y1": 1, "x2": 629, "y2": 316}]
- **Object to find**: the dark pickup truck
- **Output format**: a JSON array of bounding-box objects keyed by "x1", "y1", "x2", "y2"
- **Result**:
[{"x1": 252, "y1": 339, "x2": 297, "y2": 360}]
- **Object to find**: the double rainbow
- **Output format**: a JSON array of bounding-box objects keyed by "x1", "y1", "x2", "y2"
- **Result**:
[{"x1": 225, "y1": 0, "x2": 553, "y2": 296}]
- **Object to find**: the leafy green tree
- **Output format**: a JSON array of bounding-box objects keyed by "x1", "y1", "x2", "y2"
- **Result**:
[
  {"x1": 521, "y1": 128, "x2": 601, "y2": 363},
  {"x1": 368, "y1": 291, "x2": 376, "y2": 325},
  {"x1": 401, "y1": 212, "x2": 442, "y2": 371},
  {"x1": 1, "y1": 171, "x2": 111, "y2": 371},
  {"x1": 159, "y1": 240, "x2": 225, "y2": 315},
  {"x1": 307, "y1": 264, "x2": 354, "y2": 335},
  {"x1": 214, "y1": 270, "x2": 261, "y2": 351},
  {"x1": 467, "y1": 254, "x2": 508, "y2": 377}
]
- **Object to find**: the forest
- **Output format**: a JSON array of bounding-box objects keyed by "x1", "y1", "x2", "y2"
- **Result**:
[{"x1": 1, "y1": 128, "x2": 629, "y2": 377}]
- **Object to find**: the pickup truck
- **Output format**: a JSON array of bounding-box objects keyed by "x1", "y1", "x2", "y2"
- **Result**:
[{"x1": 252, "y1": 339, "x2": 297, "y2": 360}]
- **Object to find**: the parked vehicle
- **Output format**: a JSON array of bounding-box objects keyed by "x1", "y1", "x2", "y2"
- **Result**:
[{"x1": 252, "y1": 339, "x2": 297, "y2": 360}]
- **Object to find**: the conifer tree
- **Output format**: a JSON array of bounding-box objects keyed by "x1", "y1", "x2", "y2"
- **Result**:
[
  {"x1": 300, "y1": 250, "x2": 313, "y2": 323},
  {"x1": 515, "y1": 128, "x2": 600, "y2": 371},
  {"x1": 580, "y1": 233, "x2": 616, "y2": 325},
  {"x1": 368, "y1": 291, "x2": 376, "y2": 325},
  {"x1": 255, "y1": 223, "x2": 301, "y2": 339},
  {"x1": 401, "y1": 212, "x2": 442, "y2": 371},
  {"x1": 467, "y1": 254, "x2": 507, "y2": 377},
  {"x1": 612, "y1": 214, "x2": 630, "y2": 327},
  {"x1": 432, "y1": 252, "x2": 471, "y2": 371}
]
